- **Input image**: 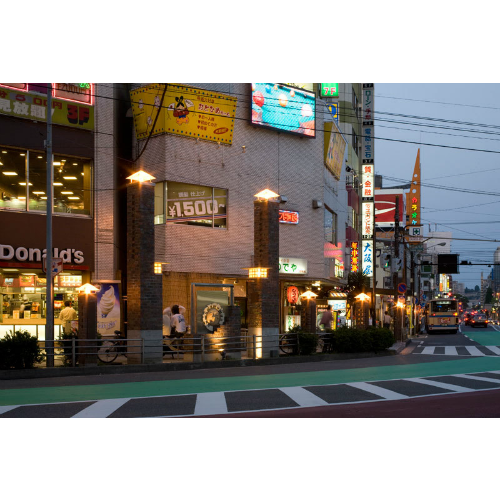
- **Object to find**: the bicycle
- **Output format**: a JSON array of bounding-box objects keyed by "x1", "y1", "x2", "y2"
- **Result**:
[
  {"x1": 163, "y1": 333, "x2": 184, "y2": 358},
  {"x1": 97, "y1": 330, "x2": 127, "y2": 364}
]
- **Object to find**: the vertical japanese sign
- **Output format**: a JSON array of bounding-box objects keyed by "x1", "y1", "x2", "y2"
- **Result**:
[
  {"x1": 351, "y1": 242, "x2": 359, "y2": 272},
  {"x1": 362, "y1": 240, "x2": 374, "y2": 277},
  {"x1": 407, "y1": 149, "x2": 422, "y2": 241},
  {"x1": 361, "y1": 84, "x2": 375, "y2": 278}
]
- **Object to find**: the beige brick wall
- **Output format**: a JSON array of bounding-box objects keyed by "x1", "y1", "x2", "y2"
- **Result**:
[{"x1": 136, "y1": 83, "x2": 349, "y2": 283}]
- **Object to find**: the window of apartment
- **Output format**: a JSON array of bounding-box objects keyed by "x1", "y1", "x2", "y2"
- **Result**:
[
  {"x1": 324, "y1": 206, "x2": 337, "y2": 245},
  {"x1": 352, "y1": 86, "x2": 359, "y2": 118},
  {"x1": 0, "y1": 146, "x2": 92, "y2": 216},
  {"x1": 154, "y1": 180, "x2": 227, "y2": 229},
  {"x1": 352, "y1": 129, "x2": 359, "y2": 157}
]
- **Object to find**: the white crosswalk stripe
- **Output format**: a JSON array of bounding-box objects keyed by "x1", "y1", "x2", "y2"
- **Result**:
[
  {"x1": 280, "y1": 387, "x2": 328, "y2": 407},
  {"x1": 413, "y1": 345, "x2": 500, "y2": 356},
  {"x1": 0, "y1": 405, "x2": 19, "y2": 415},
  {"x1": 405, "y1": 377, "x2": 475, "y2": 393},
  {"x1": 484, "y1": 346, "x2": 500, "y2": 355},
  {"x1": 445, "y1": 346, "x2": 458, "y2": 355},
  {"x1": 194, "y1": 392, "x2": 228, "y2": 416},
  {"x1": 465, "y1": 346, "x2": 486, "y2": 356},
  {"x1": 347, "y1": 382, "x2": 409, "y2": 400},
  {"x1": 421, "y1": 347, "x2": 435, "y2": 355},
  {"x1": 450, "y1": 374, "x2": 500, "y2": 384},
  {"x1": 72, "y1": 398, "x2": 130, "y2": 418}
]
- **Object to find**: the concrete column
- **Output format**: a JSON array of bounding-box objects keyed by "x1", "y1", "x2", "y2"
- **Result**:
[
  {"x1": 302, "y1": 298, "x2": 317, "y2": 333},
  {"x1": 247, "y1": 199, "x2": 280, "y2": 358},
  {"x1": 126, "y1": 181, "x2": 163, "y2": 364}
]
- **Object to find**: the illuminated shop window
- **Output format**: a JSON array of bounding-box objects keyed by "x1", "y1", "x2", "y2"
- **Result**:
[
  {"x1": 0, "y1": 147, "x2": 92, "y2": 216},
  {"x1": 0, "y1": 147, "x2": 27, "y2": 211},
  {"x1": 154, "y1": 181, "x2": 227, "y2": 229}
]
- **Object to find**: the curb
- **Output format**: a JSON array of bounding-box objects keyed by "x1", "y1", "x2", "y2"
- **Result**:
[{"x1": 0, "y1": 349, "x2": 397, "y2": 380}]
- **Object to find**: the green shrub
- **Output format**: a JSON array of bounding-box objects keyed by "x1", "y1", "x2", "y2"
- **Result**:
[
  {"x1": 0, "y1": 330, "x2": 44, "y2": 369},
  {"x1": 367, "y1": 327, "x2": 395, "y2": 351},
  {"x1": 297, "y1": 332, "x2": 319, "y2": 355}
]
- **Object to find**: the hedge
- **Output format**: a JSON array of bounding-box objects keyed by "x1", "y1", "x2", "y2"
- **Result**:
[{"x1": 0, "y1": 330, "x2": 44, "y2": 369}]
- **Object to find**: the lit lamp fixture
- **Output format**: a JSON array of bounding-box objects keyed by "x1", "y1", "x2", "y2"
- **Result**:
[
  {"x1": 396, "y1": 301, "x2": 405, "y2": 309},
  {"x1": 78, "y1": 283, "x2": 99, "y2": 294},
  {"x1": 254, "y1": 189, "x2": 279, "y2": 201},
  {"x1": 243, "y1": 267, "x2": 270, "y2": 278},
  {"x1": 301, "y1": 290, "x2": 318, "y2": 300},
  {"x1": 154, "y1": 262, "x2": 169, "y2": 274},
  {"x1": 355, "y1": 292, "x2": 370, "y2": 302},
  {"x1": 127, "y1": 170, "x2": 156, "y2": 183}
]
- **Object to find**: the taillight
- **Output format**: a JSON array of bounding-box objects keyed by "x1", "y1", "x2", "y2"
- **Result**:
[
  {"x1": 472, "y1": 320, "x2": 476, "y2": 323},
  {"x1": 431, "y1": 313, "x2": 436, "y2": 317},
  {"x1": 453, "y1": 312, "x2": 458, "y2": 316}
]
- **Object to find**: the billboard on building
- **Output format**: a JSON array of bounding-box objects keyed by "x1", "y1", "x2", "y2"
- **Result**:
[
  {"x1": 375, "y1": 192, "x2": 406, "y2": 226},
  {"x1": 324, "y1": 120, "x2": 346, "y2": 180},
  {"x1": 130, "y1": 84, "x2": 237, "y2": 145},
  {"x1": 251, "y1": 83, "x2": 316, "y2": 137}
]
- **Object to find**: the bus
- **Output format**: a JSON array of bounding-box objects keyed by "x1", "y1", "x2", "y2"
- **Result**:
[{"x1": 424, "y1": 299, "x2": 460, "y2": 334}]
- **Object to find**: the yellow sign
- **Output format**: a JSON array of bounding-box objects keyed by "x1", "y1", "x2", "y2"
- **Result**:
[
  {"x1": 130, "y1": 84, "x2": 237, "y2": 145},
  {"x1": 324, "y1": 120, "x2": 346, "y2": 180},
  {"x1": 0, "y1": 86, "x2": 94, "y2": 130}
]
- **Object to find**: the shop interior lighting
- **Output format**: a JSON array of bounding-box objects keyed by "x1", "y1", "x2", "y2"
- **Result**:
[
  {"x1": 243, "y1": 267, "x2": 270, "y2": 278},
  {"x1": 4, "y1": 269, "x2": 19, "y2": 272},
  {"x1": 2, "y1": 172, "x2": 17, "y2": 176},
  {"x1": 61, "y1": 191, "x2": 73, "y2": 194},
  {"x1": 53, "y1": 162, "x2": 62, "y2": 166},
  {"x1": 2, "y1": 150, "x2": 7, "y2": 153},
  {"x1": 32, "y1": 191, "x2": 45, "y2": 195},
  {"x1": 0, "y1": 162, "x2": 3, "y2": 165},
  {"x1": 63, "y1": 176, "x2": 77, "y2": 180},
  {"x1": 19, "y1": 153, "x2": 25, "y2": 156},
  {"x1": 38, "y1": 155, "x2": 43, "y2": 159},
  {"x1": 53, "y1": 182, "x2": 63, "y2": 186},
  {"x1": 41, "y1": 197, "x2": 47, "y2": 200},
  {"x1": 19, "y1": 182, "x2": 32, "y2": 186},
  {"x1": 73, "y1": 163, "x2": 78, "y2": 165},
  {"x1": 67, "y1": 196, "x2": 79, "y2": 200}
]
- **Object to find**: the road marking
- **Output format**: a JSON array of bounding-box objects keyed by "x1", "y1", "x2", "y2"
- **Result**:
[
  {"x1": 451, "y1": 374, "x2": 500, "y2": 384},
  {"x1": 280, "y1": 387, "x2": 328, "y2": 407},
  {"x1": 445, "y1": 346, "x2": 458, "y2": 355},
  {"x1": 422, "y1": 346, "x2": 435, "y2": 355},
  {"x1": 487, "y1": 346, "x2": 500, "y2": 355},
  {"x1": 194, "y1": 392, "x2": 228, "y2": 416},
  {"x1": 347, "y1": 382, "x2": 408, "y2": 400},
  {"x1": 72, "y1": 398, "x2": 130, "y2": 418},
  {"x1": 0, "y1": 405, "x2": 19, "y2": 415},
  {"x1": 465, "y1": 346, "x2": 486, "y2": 356},
  {"x1": 405, "y1": 377, "x2": 475, "y2": 393}
]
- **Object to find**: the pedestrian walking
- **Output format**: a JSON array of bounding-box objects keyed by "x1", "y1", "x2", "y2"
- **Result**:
[{"x1": 171, "y1": 304, "x2": 187, "y2": 338}]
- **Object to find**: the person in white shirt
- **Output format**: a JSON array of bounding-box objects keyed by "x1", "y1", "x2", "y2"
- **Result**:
[
  {"x1": 59, "y1": 301, "x2": 77, "y2": 334},
  {"x1": 170, "y1": 304, "x2": 187, "y2": 338}
]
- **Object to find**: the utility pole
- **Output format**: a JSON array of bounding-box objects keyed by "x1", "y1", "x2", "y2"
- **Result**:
[
  {"x1": 393, "y1": 195, "x2": 401, "y2": 341},
  {"x1": 45, "y1": 84, "x2": 54, "y2": 367}
]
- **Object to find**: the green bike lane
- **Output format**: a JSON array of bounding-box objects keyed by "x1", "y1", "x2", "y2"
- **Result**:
[
  {"x1": 3, "y1": 355, "x2": 500, "y2": 407},
  {"x1": 463, "y1": 325, "x2": 500, "y2": 347}
]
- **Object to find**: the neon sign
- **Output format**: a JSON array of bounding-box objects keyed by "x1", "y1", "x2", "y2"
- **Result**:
[
  {"x1": 279, "y1": 210, "x2": 299, "y2": 224},
  {"x1": 362, "y1": 240, "x2": 374, "y2": 277},
  {"x1": 351, "y1": 242, "x2": 359, "y2": 272},
  {"x1": 53, "y1": 83, "x2": 93, "y2": 105},
  {"x1": 362, "y1": 164, "x2": 374, "y2": 198}
]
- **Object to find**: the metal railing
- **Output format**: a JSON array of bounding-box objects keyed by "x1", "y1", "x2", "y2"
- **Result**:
[{"x1": 37, "y1": 332, "x2": 334, "y2": 367}]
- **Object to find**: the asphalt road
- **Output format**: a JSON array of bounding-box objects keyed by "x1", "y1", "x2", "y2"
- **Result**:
[{"x1": 3, "y1": 322, "x2": 500, "y2": 418}]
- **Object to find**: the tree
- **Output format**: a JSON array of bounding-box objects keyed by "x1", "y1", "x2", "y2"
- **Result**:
[
  {"x1": 474, "y1": 285, "x2": 480, "y2": 292},
  {"x1": 485, "y1": 287, "x2": 493, "y2": 304}
]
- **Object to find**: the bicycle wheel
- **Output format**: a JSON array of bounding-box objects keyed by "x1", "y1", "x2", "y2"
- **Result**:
[
  {"x1": 98, "y1": 341, "x2": 118, "y2": 363},
  {"x1": 279, "y1": 334, "x2": 295, "y2": 355}
]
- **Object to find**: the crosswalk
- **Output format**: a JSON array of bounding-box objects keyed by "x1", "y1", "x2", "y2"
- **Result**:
[
  {"x1": 411, "y1": 345, "x2": 500, "y2": 356},
  {"x1": 2, "y1": 370, "x2": 500, "y2": 418}
]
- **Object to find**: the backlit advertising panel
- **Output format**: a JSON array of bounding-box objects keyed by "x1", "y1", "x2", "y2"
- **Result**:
[
  {"x1": 279, "y1": 210, "x2": 299, "y2": 224},
  {"x1": 362, "y1": 240, "x2": 374, "y2": 277},
  {"x1": 362, "y1": 202, "x2": 374, "y2": 238},
  {"x1": 320, "y1": 83, "x2": 339, "y2": 97},
  {"x1": 375, "y1": 193, "x2": 405, "y2": 226},
  {"x1": 251, "y1": 83, "x2": 316, "y2": 137}
]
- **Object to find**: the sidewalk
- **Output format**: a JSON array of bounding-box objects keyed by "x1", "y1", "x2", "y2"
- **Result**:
[{"x1": 1, "y1": 348, "x2": 400, "y2": 382}]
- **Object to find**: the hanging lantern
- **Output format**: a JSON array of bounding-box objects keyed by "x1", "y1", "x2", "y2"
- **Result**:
[{"x1": 287, "y1": 286, "x2": 300, "y2": 304}]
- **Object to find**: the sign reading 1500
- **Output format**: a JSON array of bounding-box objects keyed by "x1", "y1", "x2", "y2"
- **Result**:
[{"x1": 169, "y1": 199, "x2": 220, "y2": 218}]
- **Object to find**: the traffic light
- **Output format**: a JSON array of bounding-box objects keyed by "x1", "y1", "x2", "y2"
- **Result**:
[
  {"x1": 393, "y1": 258, "x2": 403, "y2": 272},
  {"x1": 381, "y1": 253, "x2": 391, "y2": 272}
]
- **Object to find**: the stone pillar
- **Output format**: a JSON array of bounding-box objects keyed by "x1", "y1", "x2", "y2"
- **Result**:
[
  {"x1": 302, "y1": 299, "x2": 317, "y2": 333},
  {"x1": 247, "y1": 199, "x2": 280, "y2": 358},
  {"x1": 78, "y1": 292, "x2": 98, "y2": 366},
  {"x1": 126, "y1": 181, "x2": 163, "y2": 364}
]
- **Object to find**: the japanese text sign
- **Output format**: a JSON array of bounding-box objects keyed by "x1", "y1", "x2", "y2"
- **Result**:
[
  {"x1": 362, "y1": 163, "x2": 374, "y2": 198},
  {"x1": 362, "y1": 202, "x2": 374, "y2": 238},
  {"x1": 362, "y1": 83, "x2": 374, "y2": 163},
  {"x1": 321, "y1": 83, "x2": 339, "y2": 98},
  {"x1": 362, "y1": 240, "x2": 373, "y2": 277},
  {"x1": 279, "y1": 210, "x2": 299, "y2": 224},
  {"x1": 351, "y1": 242, "x2": 359, "y2": 272},
  {"x1": 279, "y1": 257, "x2": 307, "y2": 275}
]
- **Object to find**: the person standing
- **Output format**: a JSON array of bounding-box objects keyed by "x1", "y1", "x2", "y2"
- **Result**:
[
  {"x1": 383, "y1": 310, "x2": 392, "y2": 329},
  {"x1": 59, "y1": 301, "x2": 77, "y2": 334},
  {"x1": 319, "y1": 305, "x2": 334, "y2": 330},
  {"x1": 163, "y1": 307, "x2": 172, "y2": 337}
]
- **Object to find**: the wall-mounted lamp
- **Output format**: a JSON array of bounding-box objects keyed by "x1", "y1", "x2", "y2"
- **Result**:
[
  {"x1": 243, "y1": 267, "x2": 270, "y2": 278},
  {"x1": 254, "y1": 189, "x2": 279, "y2": 201},
  {"x1": 301, "y1": 290, "x2": 318, "y2": 300},
  {"x1": 78, "y1": 283, "x2": 99, "y2": 294},
  {"x1": 355, "y1": 292, "x2": 370, "y2": 302},
  {"x1": 126, "y1": 170, "x2": 155, "y2": 183}
]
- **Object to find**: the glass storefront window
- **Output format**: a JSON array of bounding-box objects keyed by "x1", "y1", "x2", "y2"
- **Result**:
[
  {"x1": 53, "y1": 155, "x2": 92, "y2": 216},
  {"x1": 0, "y1": 146, "x2": 92, "y2": 216},
  {"x1": 154, "y1": 180, "x2": 228, "y2": 228},
  {"x1": 0, "y1": 147, "x2": 27, "y2": 211}
]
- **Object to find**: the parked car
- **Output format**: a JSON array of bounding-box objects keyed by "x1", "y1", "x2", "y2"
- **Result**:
[{"x1": 471, "y1": 314, "x2": 488, "y2": 328}]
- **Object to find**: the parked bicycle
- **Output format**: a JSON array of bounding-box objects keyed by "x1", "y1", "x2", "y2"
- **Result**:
[{"x1": 97, "y1": 330, "x2": 127, "y2": 364}]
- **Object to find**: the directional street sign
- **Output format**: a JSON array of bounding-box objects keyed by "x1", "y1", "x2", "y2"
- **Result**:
[
  {"x1": 42, "y1": 257, "x2": 63, "y2": 278},
  {"x1": 398, "y1": 282, "x2": 407, "y2": 294}
]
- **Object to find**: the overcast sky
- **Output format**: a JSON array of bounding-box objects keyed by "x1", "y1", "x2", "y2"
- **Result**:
[{"x1": 376, "y1": 84, "x2": 500, "y2": 289}]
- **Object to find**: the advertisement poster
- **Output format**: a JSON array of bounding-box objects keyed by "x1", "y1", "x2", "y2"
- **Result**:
[
  {"x1": 325, "y1": 120, "x2": 346, "y2": 180},
  {"x1": 196, "y1": 290, "x2": 228, "y2": 335},
  {"x1": 0, "y1": 87, "x2": 94, "y2": 130},
  {"x1": 95, "y1": 282, "x2": 120, "y2": 337},
  {"x1": 251, "y1": 83, "x2": 316, "y2": 137},
  {"x1": 130, "y1": 84, "x2": 237, "y2": 144}
]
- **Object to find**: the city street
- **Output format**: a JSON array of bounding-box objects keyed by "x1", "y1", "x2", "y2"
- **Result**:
[{"x1": 3, "y1": 322, "x2": 500, "y2": 417}]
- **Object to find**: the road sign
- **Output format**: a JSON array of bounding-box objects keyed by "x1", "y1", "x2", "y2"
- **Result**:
[
  {"x1": 398, "y1": 282, "x2": 407, "y2": 294},
  {"x1": 42, "y1": 257, "x2": 63, "y2": 277}
]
